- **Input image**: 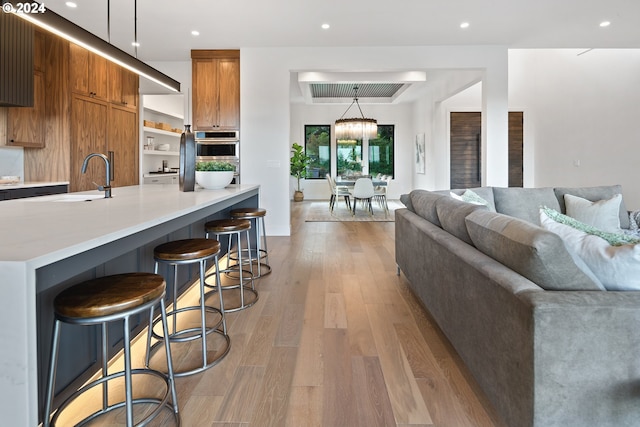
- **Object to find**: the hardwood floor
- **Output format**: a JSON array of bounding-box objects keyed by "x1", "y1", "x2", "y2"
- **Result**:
[{"x1": 63, "y1": 201, "x2": 505, "y2": 426}]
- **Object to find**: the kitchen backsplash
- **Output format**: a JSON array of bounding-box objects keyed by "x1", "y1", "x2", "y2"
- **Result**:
[{"x1": 0, "y1": 146, "x2": 24, "y2": 179}]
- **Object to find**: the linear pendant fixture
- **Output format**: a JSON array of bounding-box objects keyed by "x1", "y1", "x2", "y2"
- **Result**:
[
  {"x1": 14, "y1": 4, "x2": 180, "y2": 92},
  {"x1": 335, "y1": 86, "x2": 377, "y2": 140}
]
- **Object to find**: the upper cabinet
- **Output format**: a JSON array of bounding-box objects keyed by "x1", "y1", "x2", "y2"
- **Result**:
[
  {"x1": 5, "y1": 29, "x2": 46, "y2": 148},
  {"x1": 109, "y1": 63, "x2": 138, "y2": 110},
  {"x1": 191, "y1": 50, "x2": 239, "y2": 130},
  {"x1": 69, "y1": 43, "x2": 108, "y2": 100}
]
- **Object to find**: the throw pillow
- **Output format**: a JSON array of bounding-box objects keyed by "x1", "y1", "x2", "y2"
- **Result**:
[
  {"x1": 540, "y1": 208, "x2": 640, "y2": 291},
  {"x1": 450, "y1": 189, "x2": 491, "y2": 208},
  {"x1": 465, "y1": 210, "x2": 604, "y2": 291},
  {"x1": 564, "y1": 193, "x2": 622, "y2": 233},
  {"x1": 541, "y1": 206, "x2": 640, "y2": 246}
]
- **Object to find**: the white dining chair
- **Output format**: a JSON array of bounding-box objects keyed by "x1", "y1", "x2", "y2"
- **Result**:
[
  {"x1": 374, "y1": 175, "x2": 389, "y2": 216},
  {"x1": 326, "y1": 174, "x2": 351, "y2": 212},
  {"x1": 352, "y1": 178, "x2": 375, "y2": 216}
]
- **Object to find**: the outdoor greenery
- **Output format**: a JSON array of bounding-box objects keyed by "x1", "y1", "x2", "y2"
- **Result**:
[
  {"x1": 290, "y1": 142, "x2": 311, "y2": 192},
  {"x1": 195, "y1": 161, "x2": 236, "y2": 172},
  {"x1": 304, "y1": 125, "x2": 330, "y2": 178},
  {"x1": 368, "y1": 124, "x2": 394, "y2": 177}
]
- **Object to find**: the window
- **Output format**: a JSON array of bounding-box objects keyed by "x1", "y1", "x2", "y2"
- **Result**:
[
  {"x1": 369, "y1": 125, "x2": 394, "y2": 178},
  {"x1": 304, "y1": 125, "x2": 331, "y2": 179},
  {"x1": 337, "y1": 139, "x2": 362, "y2": 176},
  {"x1": 305, "y1": 123, "x2": 395, "y2": 179}
]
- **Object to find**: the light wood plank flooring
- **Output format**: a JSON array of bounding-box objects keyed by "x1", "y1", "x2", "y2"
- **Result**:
[{"x1": 61, "y1": 201, "x2": 505, "y2": 426}]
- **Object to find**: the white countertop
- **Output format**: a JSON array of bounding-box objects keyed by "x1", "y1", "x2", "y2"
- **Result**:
[
  {"x1": 0, "y1": 184, "x2": 259, "y2": 267},
  {"x1": 0, "y1": 181, "x2": 69, "y2": 189}
]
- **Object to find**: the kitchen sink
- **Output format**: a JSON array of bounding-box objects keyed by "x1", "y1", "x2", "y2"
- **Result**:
[{"x1": 51, "y1": 194, "x2": 108, "y2": 202}]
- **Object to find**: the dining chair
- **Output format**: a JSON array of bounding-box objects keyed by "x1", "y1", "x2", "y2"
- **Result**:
[
  {"x1": 374, "y1": 175, "x2": 389, "y2": 216},
  {"x1": 352, "y1": 177, "x2": 375, "y2": 216},
  {"x1": 326, "y1": 174, "x2": 351, "y2": 212}
]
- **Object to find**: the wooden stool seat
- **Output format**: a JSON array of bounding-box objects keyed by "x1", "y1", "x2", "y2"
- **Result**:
[
  {"x1": 55, "y1": 273, "x2": 165, "y2": 319},
  {"x1": 154, "y1": 238, "x2": 220, "y2": 262},
  {"x1": 44, "y1": 273, "x2": 179, "y2": 427},
  {"x1": 205, "y1": 218, "x2": 251, "y2": 233},
  {"x1": 229, "y1": 207, "x2": 266, "y2": 219}
]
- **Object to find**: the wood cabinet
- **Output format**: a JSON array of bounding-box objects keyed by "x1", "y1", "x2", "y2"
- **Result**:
[
  {"x1": 6, "y1": 70, "x2": 45, "y2": 147},
  {"x1": 192, "y1": 50, "x2": 239, "y2": 130},
  {"x1": 69, "y1": 43, "x2": 108, "y2": 100},
  {"x1": 70, "y1": 95, "x2": 109, "y2": 192},
  {"x1": 109, "y1": 105, "x2": 139, "y2": 186},
  {"x1": 70, "y1": 96, "x2": 139, "y2": 192},
  {"x1": 109, "y1": 63, "x2": 138, "y2": 109},
  {"x1": 5, "y1": 30, "x2": 46, "y2": 148}
]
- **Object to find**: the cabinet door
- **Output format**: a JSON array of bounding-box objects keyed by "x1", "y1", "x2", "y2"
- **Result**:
[
  {"x1": 70, "y1": 96, "x2": 108, "y2": 192},
  {"x1": 70, "y1": 44, "x2": 108, "y2": 100},
  {"x1": 6, "y1": 70, "x2": 45, "y2": 147},
  {"x1": 108, "y1": 106, "x2": 139, "y2": 186},
  {"x1": 217, "y1": 58, "x2": 240, "y2": 129},
  {"x1": 108, "y1": 63, "x2": 138, "y2": 109},
  {"x1": 192, "y1": 58, "x2": 218, "y2": 130}
]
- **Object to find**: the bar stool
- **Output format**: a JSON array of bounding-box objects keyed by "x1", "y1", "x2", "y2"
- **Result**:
[
  {"x1": 43, "y1": 273, "x2": 179, "y2": 427},
  {"x1": 204, "y1": 218, "x2": 258, "y2": 311},
  {"x1": 147, "y1": 238, "x2": 230, "y2": 377},
  {"x1": 229, "y1": 207, "x2": 271, "y2": 277}
]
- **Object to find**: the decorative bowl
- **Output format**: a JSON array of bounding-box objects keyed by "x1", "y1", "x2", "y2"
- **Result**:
[{"x1": 195, "y1": 171, "x2": 234, "y2": 189}]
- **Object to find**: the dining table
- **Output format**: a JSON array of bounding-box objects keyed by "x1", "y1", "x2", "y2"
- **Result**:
[{"x1": 334, "y1": 177, "x2": 387, "y2": 187}]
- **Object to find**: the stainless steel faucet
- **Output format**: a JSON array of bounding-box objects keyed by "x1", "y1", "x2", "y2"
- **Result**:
[{"x1": 81, "y1": 152, "x2": 112, "y2": 198}]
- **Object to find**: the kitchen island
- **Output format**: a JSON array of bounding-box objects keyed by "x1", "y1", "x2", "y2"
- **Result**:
[{"x1": 0, "y1": 183, "x2": 260, "y2": 426}]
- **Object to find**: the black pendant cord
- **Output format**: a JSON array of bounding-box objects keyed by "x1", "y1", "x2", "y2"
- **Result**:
[
  {"x1": 338, "y1": 86, "x2": 367, "y2": 120},
  {"x1": 134, "y1": 0, "x2": 138, "y2": 58},
  {"x1": 107, "y1": 0, "x2": 110, "y2": 43}
]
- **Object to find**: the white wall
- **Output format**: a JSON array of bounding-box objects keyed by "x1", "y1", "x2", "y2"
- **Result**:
[
  {"x1": 508, "y1": 49, "x2": 640, "y2": 209},
  {"x1": 241, "y1": 45, "x2": 509, "y2": 236}
]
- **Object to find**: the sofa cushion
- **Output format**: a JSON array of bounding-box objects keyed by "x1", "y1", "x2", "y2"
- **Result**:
[
  {"x1": 465, "y1": 210, "x2": 605, "y2": 291},
  {"x1": 410, "y1": 190, "x2": 446, "y2": 227},
  {"x1": 554, "y1": 185, "x2": 629, "y2": 229},
  {"x1": 564, "y1": 193, "x2": 622, "y2": 233},
  {"x1": 540, "y1": 209, "x2": 640, "y2": 291},
  {"x1": 436, "y1": 196, "x2": 488, "y2": 245},
  {"x1": 400, "y1": 193, "x2": 414, "y2": 212},
  {"x1": 493, "y1": 187, "x2": 560, "y2": 225}
]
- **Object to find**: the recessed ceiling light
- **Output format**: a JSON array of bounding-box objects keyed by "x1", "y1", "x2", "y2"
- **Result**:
[
  {"x1": 131, "y1": 42, "x2": 140, "y2": 47},
  {"x1": 65, "y1": 2, "x2": 77, "y2": 7},
  {"x1": 460, "y1": 22, "x2": 470, "y2": 29},
  {"x1": 600, "y1": 21, "x2": 611, "y2": 27},
  {"x1": 321, "y1": 23, "x2": 330, "y2": 30},
  {"x1": 191, "y1": 30, "x2": 200, "y2": 36}
]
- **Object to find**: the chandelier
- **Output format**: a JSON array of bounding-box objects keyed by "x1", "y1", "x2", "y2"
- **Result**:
[{"x1": 335, "y1": 86, "x2": 377, "y2": 140}]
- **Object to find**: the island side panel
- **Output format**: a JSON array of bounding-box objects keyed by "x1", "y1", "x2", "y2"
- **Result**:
[{"x1": 34, "y1": 189, "x2": 258, "y2": 423}]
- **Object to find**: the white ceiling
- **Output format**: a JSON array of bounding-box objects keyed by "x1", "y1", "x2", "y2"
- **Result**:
[
  {"x1": 42, "y1": 0, "x2": 640, "y2": 61},
  {"x1": 40, "y1": 0, "x2": 640, "y2": 101}
]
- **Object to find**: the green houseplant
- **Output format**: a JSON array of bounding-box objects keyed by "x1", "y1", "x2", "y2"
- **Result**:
[
  {"x1": 290, "y1": 142, "x2": 311, "y2": 201},
  {"x1": 195, "y1": 161, "x2": 236, "y2": 189}
]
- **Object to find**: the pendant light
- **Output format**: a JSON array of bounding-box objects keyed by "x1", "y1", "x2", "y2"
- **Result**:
[{"x1": 335, "y1": 86, "x2": 377, "y2": 140}]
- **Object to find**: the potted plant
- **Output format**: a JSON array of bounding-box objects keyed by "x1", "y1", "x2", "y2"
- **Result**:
[
  {"x1": 195, "y1": 161, "x2": 236, "y2": 189},
  {"x1": 290, "y1": 142, "x2": 311, "y2": 201}
]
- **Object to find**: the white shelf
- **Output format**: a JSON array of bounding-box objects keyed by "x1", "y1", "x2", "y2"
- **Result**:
[
  {"x1": 143, "y1": 126, "x2": 182, "y2": 138},
  {"x1": 144, "y1": 107, "x2": 183, "y2": 120},
  {"x1": 143, "y1": 150, "x2": 180, "y2": 156},
  {"x1": 142, "y1": 172, "x2": 179, "y2": 178}
]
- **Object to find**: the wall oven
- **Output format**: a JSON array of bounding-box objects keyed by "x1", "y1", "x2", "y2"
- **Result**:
[{"x1": 195, "y1": 130, "x2": 240, "y2": 183}]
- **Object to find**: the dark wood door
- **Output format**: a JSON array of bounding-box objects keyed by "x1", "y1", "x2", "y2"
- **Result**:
[
  {"x1": 450, "y1": 112, "x2": 524, "y2": 188},
  {"x1": 450, "y1": 112, "x2": 481, "y2": 189}
]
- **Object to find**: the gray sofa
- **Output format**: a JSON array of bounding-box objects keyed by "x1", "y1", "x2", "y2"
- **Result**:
[{"x1": 395, "y1": 185, "x2": 640, "y2": 427}]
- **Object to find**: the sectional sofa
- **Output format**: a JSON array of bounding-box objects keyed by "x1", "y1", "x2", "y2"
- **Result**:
[{"x1": 395, "y1": 185, "x2": 640, "y2": 427}]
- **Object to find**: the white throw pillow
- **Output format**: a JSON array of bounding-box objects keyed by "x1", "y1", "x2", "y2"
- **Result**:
[
  {"x1": 450, "y1": 189, "x2": 490, "y2": 207},
  {"x1": 540, "y1": 208, "x2": 640, "y2": 291},
  {"x1": 564, "y1": 193, "x2": 622, "y2": 233}
]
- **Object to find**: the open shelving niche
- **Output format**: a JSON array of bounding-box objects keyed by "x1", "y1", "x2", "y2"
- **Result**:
[{"x1": 140, "y1": 94, "x2": 185, "y2": 184}]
